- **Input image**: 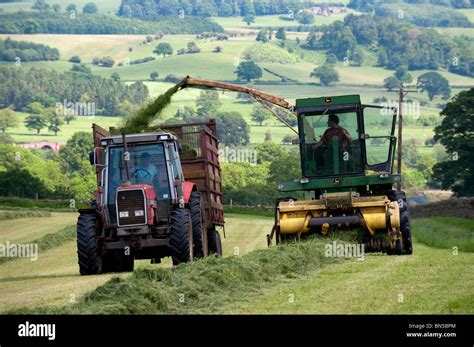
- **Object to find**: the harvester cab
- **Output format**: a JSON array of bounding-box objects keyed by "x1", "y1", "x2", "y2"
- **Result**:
[{"x1": 271, "y1": 95, "x2": 412, "y2": 255}]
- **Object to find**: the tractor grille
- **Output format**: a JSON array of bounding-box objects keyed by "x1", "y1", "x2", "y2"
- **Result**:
[{"x1": 116, "y1": 189, "x2": 146, "y2": 226}]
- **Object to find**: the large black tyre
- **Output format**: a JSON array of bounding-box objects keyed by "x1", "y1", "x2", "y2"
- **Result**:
[
  {"x1": 400, "y1": 209, "x2": 413, "y2": 254},
  {"x1": 189, "y1": 191, "x2": 204, "y2": 258},
  {"x1": 207, "y1": 228, "x2": 222, "y2": 256},
  {"x1": 169, "y1": 208, "x2": 192, "y2": 265},
  {"x1": 77, "y1": 212, "x2": 99, "y2": 276},
  {"x1": 388, "y1": 190, "x2": 413, "y2": 255}
]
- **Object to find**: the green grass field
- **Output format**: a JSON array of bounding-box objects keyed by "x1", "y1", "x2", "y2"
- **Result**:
[
  {"x1": 0, "y1": 0, "x2": 121, "y2": 14},
  {"x1": 1, "y1": 211, "x2": 472, "y2": 314}
]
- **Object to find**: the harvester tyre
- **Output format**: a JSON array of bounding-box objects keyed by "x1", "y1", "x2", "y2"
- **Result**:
[
  {"x1": 77, "y1": 212, "x2": 99, "y2": 276},
  {"x1": 170, "y1": 208, "x2": 192, "y2": 265},
  {"x1": 400, "y1": 210, "x2": 413, "y2": 255},
  {"x1": 208, "y1": 228, "x2": 222, "y2": 257},
  {"x1": 189, "y1": 191, "x2": 204, "y2": 258}
]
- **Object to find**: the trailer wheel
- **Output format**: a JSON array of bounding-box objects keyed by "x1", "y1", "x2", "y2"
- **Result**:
[
  {"x1": 189, "y1": 191, "x2": 204, "y2": 258},
  {"x1": 77, "y1": 212, "x2": 99, "y2": 276},
  {"x1": 208, "y1": 228, "x2": 222, "y2": 256},
  {"x1": 170, "y1": 208, "x2": 192, "y2": 265}
]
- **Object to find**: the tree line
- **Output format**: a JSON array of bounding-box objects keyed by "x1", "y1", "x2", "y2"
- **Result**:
[
  {"x1": 348, "y1": 0, "x2": 473, "y2": 12},
  {"x1": 305, "y1": 14, "x2": 474, "y2": 77},
  {"x1": 118, "y1": 0, "x2": 318, "y2": 19},
  {"x1": 0, "y1": 67, "x2": 149, "y2": 115},
  {"x1": 0, "y1": 12, "x2": 223, "y2": 35},
  {"x1": 0, "y1": 38, "x2": 59, "y2": 62}
]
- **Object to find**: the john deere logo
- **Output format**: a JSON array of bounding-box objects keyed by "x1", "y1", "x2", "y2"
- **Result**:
[{"x1": 324, "y1": 97, "x2": 332, "y2": 104}]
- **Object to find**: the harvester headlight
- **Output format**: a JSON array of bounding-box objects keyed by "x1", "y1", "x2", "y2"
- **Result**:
[
  {"x1": 379, "y1": 173, "x2": 389, "y2": 178},
  {"x1": 119, "y1": 211, "x2": 129, "y2": 218},
  {"x1": 300, "y1": 177, "x2": 309, "y2": 184},
  {"x1": 277, "y1": 183, "x2": 284, "y2": 190}
]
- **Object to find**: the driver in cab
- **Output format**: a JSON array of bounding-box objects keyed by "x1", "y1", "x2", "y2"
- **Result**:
[
  {"x1": 134, "y1": 152, "x2": 158, "y2": 180},
  {"x1": 312, "y1": 114, "x2": 352, "y2": 150}
]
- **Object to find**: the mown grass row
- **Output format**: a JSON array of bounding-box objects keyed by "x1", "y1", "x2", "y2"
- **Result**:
[
  {"x1": 411, "y1": 217, "x2": 474, "y2": 253},
  {"x1": 0, "y1": 210, "x2": 51, "y2": 221},
  {"x1": 0, "y1": 225, "x2": 76, "y2": 264},
  {"x1": 19, "y1": 232, "x2": 357, "y2": 314}
]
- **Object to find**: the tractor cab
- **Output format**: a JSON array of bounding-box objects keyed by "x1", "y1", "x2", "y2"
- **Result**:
[
  {"x1": 97, "y1": 132, "x2": 185, "y2": 228},
  {"x1": 296, "y1": 95, "x2": 397, "y2": 180}
]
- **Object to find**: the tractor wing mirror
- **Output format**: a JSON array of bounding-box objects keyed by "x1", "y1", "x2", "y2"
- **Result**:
[{"x1": 89, "y1": 150, "x2": 96, "y2": 165}]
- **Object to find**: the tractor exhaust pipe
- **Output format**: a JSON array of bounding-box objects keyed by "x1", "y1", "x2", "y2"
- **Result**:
[{"x1": 121, "y1": 129, "x2": 131, "y2": 185}]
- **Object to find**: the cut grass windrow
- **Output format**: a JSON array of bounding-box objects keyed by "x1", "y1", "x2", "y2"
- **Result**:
[
  {"x1": 0, "y1": 225, "x2": 76, "y2": 264},
  {"x1": 20, "y1": 232, "x2": 358, "y2": 314},
  {"x1": 0, "y1": 210, "x2": 51, "y2": 221}
]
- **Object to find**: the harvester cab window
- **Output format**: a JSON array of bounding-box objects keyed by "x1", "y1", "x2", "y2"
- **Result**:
[
  {"x1": 107, "y1": 143, "x2": 171, "y2": 205},
  {"x1": 362, "y1": 106, "x2": 396, "y2": 171},
  {"x1": 302, "y1": 111, "x2": 362, "y2": 177}
]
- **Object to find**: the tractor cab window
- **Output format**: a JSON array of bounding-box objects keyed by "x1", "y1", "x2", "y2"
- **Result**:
[
  {"x1": 301, "y1": 110, "x2": 362, "y2": 177},
  {"x1": 108, "y1": 143, "x2": 171, "y2": 205},
  {"x1": 363, "y1": 106, "x2": 396, "y2": 172}
]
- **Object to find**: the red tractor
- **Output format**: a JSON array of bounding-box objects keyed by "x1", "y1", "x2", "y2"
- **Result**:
[{"x1": 77, "y1": 120, "x2": 224, "y2": 275}]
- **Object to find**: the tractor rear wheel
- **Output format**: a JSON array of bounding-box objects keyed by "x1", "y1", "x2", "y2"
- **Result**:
[
  {"x1": 77, "y1": 212, "x2": 99, "y2": 276},
  {"x1": 169, "y1": 208, "x2": 192, "y2": 265},
  {"x1": 207, "y1": 228, "x2": 222, "y2": 256},
  {"x1": 189, "y1": 191, "x2": 204, "y2": 258},
  {"x1": 388, "y1": 190, "x2": 413, "y2": 255}
]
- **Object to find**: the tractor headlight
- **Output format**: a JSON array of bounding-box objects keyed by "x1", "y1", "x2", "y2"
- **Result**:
[{"x1": 119, "y1": 211, "x2": 129, "y2": 218}]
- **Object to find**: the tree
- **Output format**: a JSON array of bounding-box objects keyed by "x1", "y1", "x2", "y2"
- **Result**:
[
  {"x1": 69, "y1": 56, "x2": 81, "y2": 63},
  {"x1": 52, "y1": 4, "x2": 61, "y2": 12},
  {"x1": 153, "y1": 42, "x2": 173, "y2": 58},
  {"x1": 32, "y1": 0, "x2": 50, "y2": 12},
  {"x1": 111, "y1": 72, "x2": 121, "y2": 82},
  {"x1": 255, "y1": 141, "x2": 287, "y2": 164},
  {"x1": 0, "y1": 108, "x2": 19, "y2": 133},
  {"x1": 150, "y1": 71, "x2": 159, "y2": 81},
  {"x1": 297, "y1": 11, "x2": 314, "y2": 25},
  {"x1": 325, "y1": 53, "x2": 338, "y2": 65},
  {"x1": 187, "y1": 41, "x2": 200, "y2": 53},
  {"x1": 116, "y1": 100, "x2": 136, "y2": 116},
  {"x1": 215, "y1": 112, "x2": 250, "y2": 146},
  {"x1": 384, "y1": 76, "x2": 401, "y2": 91},
  {"x1": 196, "y1": 90, "x2": 221, "y2": 116},
  {"x1": 47, "y1": 114, "x2": 63, "y2": 135},
  {"x1": 100, "y1": 56, "x2": 115, "y2": 67},
  {"x1": 66, "y1": 4, "x2": 77, "y2": 13},
  {"x1": 58, "y1": 131, "x2": 94, "y2": 173},
  {"x1": 71, "y1": 63, "x2": 91, "y2": 74},
  {"x1": 310, "y1": 64, "x2": 339, "y2": 86},
  {"x1": 251, "y1": 104, "x2": 272, "y2": 126},
  {"x1": 417, "y1": 72, "x2": 451, "y2": 101},
  {"x1": 235, "y1": 61, "x2": 262, "y2": 82},
  {"x1": 256, "y1": 30, "x2": 269, "y2": 43},
  {"x1": 351, "y1": 46, "x2": 365, "y2": 66},
  {"x1": 276, "y1": 28, "x2": 286, "y2": 41},
  {"x1": 432, "y1": 88, "x2": 474, "y2": 196},
  {"x1": 24, "y1": 114, "x2": 47, "y2": 134},
  {"x1": 83, "y1": 2, "x2": 98, "y2": 14},
  {"x1": 243, "y1": 13, "x2": 255, "y2": 26},
  {"x1": 395, "y1": 66, "x2": 413, "y2": 84}
]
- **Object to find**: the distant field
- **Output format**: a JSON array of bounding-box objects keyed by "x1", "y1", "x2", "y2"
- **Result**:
[
  {"x1": 0, "y1": 0, "x2": 120, "y2": 14},
  {"x1": 436, "y1": 27, "x2": 474, "y2": 38},
  {"x1": 9, "y1": 113, "x2": 121, "y2": 143}
]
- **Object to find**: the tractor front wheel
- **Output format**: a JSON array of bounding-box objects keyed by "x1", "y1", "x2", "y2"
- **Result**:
[
  {"x1": 77, "y1": 212, "x2": 99, "y2": 276},
  {"x1": 169, "y1": 208, "x2": 193, "y2": 265}
]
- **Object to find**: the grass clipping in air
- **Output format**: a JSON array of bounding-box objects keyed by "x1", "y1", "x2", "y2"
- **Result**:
[
  {"x1": 23, "y1": 232, "x2": 358, "y2": 314},
  {"x1": 121, "y1": 83, "x2": 181, "y2": 133}
]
